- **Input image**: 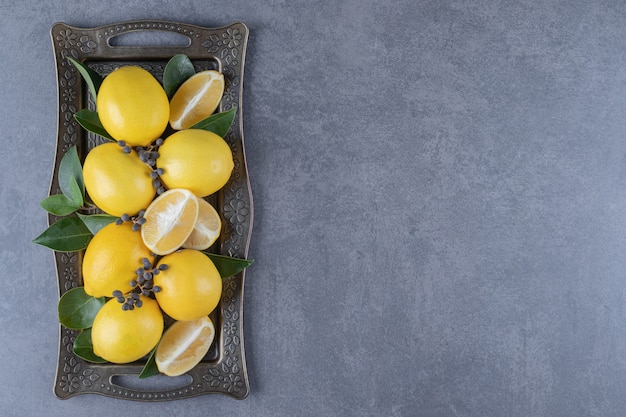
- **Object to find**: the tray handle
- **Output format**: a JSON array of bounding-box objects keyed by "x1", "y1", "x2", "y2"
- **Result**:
[
  {"x1": 106, "y1": 28, "x2": 192, "y2": 48},
  {"x1": 64, "y1": 20, "x2": 247, "y2": 59}
]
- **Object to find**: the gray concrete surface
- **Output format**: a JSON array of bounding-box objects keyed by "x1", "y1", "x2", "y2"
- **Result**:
[{"x1": 2, "y1": 0, "x2": 626, "y2": 416}]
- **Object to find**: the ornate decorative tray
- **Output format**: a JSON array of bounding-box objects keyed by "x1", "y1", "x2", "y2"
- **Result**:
[{"x1": 49, "y1": 20, "x2": 252, "y2": 400}]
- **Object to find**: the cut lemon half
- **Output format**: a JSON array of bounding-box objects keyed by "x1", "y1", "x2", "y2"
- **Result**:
[
  {"x1": 141, "y1": 188, "x2": 199, "y2": 255},
  {"x1": 182, "y1": 198, "x2": 221, "y2": 250},
  {"x1": 169, "y1": 70, "x2": 225, "y2": 130},
  {"x1": 156, "y1": 316, "x2": 215, "y2": 376}
]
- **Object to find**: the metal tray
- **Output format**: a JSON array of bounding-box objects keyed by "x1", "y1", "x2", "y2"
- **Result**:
[{"x1": 49, "y1": 20, "x2": 252, "y2": 400}]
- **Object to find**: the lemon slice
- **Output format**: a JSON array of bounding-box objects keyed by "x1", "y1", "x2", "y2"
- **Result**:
[
  {"x1": 156, "y1": 316, "x2": 215, "y2": 376},
  {"x1": 141, "y1": 188, "x2": 199, "y2": 255},
  {"x1": 169, "y1": 70, "x2": 225, "y2": 130},
  {"x1": 182, "y1": 198, "x2": 221, "y2": 250}
]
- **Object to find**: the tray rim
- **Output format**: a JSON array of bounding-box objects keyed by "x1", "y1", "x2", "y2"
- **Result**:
[{"x1": 49, "y1": 20, "x2": 253, "y2": 401}]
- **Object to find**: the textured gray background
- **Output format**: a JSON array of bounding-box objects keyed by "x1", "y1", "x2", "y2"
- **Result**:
[{"x1": 2, "y1": 0, "x2": 626, "y2": 416}]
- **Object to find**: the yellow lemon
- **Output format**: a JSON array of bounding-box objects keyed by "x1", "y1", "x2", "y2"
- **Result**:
[
  {"x1": 140, "y1": 188, "x2": 199, "y2": 256},
  {"x1": 82, "y1": 222, "x2": 152, "y2": 298},
  {"x1": 156, "y1": 129, "x2": 234, "y2": 197},
  {"x1": 91, "y1": 296, "x2": 164, "y2": 364},
  {"x1": 169, "y1": 70, "x2": 224, "y2": 130},
  {"x1": 153, "y1": 249, "x2": 222, "y2": 321},
  {"x1": 97, "y1": 66, "x2": 169, "y2": 146},
  {"x1": 83, "y1": 142, "x2": 155, "y2": 217},
  {"x1": 156, "y1": 316, "x2": 215, "y2": 376}
]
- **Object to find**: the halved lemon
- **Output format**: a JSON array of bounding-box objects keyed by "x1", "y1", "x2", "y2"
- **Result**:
[
  {"x1": 156, "y1": 316, "x2": 215, "y2": 377},
  {"x1": 141, "y1": 188, "x2": 199, "y2": 255},
  {"x1": 182, "y1": 198, "x2": 221, "y2": 250},
  {"x1": 169, "y1": 70, "x2": 224, "y2": 130}
]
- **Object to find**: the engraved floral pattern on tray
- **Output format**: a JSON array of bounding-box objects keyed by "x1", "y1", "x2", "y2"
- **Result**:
[{"x1": 49, "y1": 21, "x2": 252, "y2": 401}]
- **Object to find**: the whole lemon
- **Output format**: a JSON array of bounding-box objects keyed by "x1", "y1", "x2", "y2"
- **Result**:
[
  {"x1": 156, "y1": 129, "x2": 234, "y2": 197},
  {"x1": 82, "y1": 222, "x2": 152, "y2": 298},
  {"x1": 83, "y1": 142, "x2": 155, "y2": 217},
  {"x1": 91, "y1": 296, "x2": 163, "y2": 364},
  {"x1": 153, "y1": 249, "x2": 222, "y2": 321},
  {"x1": 97, "y1": 66, "x2": 169, "y2": 146}
]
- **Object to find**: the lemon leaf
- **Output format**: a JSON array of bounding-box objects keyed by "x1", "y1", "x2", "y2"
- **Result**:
[
  {"x1": 58, "y1": 287, "x2": 106, "y2": 330},
  {"x1": 40, "y1": 194, "x2": 80, "y2": 216},
  {"x1": 68, "y1": 176, "x2": 84, "y2": 207},
  {"x1": 32, "y1": 217, "x2": 92, "y2": 252},
  {"x1": 77, "y1": 213, "x2": 117, "y2": 235},
  {"x1": 67, "y1": 57, "x2": 103, "y2": 100},
  {"x1": 74, "y1": 109, "x2": 115, "y2": 141},
  {"x1": 201, "y1": 252, "x2": 254, "y2": 278},
  {"x1": 138, "y1": 346, "x2": 159, "y2": 379},
  {"x1": 73, "y1": 329, "x2": 107, "y2": 363},
  {"x1": 58, "y1": 146, "x2": 85, "y2": 201},
  {"x1": 163, "y1": 54, "x2": 196, "y2": 98},
  {"x1": 190, "y1": 107, "x2": 237, "y2": 138}
]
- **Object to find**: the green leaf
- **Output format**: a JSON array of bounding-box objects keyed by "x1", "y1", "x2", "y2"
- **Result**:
[
  {"x1": 67, "y1": 57, "x2": 103, "y2": 100},
  {"x1": 58, "y1": 146, "x2": 85, "y2": 201},
  {"x1": 201, "y1": 252, "x2": 254, "y2": 278},
  {"x1": 77, "y1": 213, "x2": 117, "y2": 235},
  {"x1": 68, "y1": 176, "x2": 84, "y2": 206},
  {"x1": 58, "y1": 287, "x2": 105, "y2": 330},
  {"x1": 74, "y1": 109, "x2": 114, "y2": 141},
  {"x1": 163, "y1": 54, "x2": 196, "y2": 98},
  {"x1": 73, "y1": 329, "x2": 107, "y2": 363},
  {"x1": 190, "y1": 107, "x2": 237, "y2": 137},
  {"x1": 138, "y1": 346, "x2": 160, "y2": 379},
  {"x1": 40, "y1": 194, "x2": 80, "y2": 216},
  {"x1": 32, "y1": 217, "x2": 92, "y2": 252}
]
